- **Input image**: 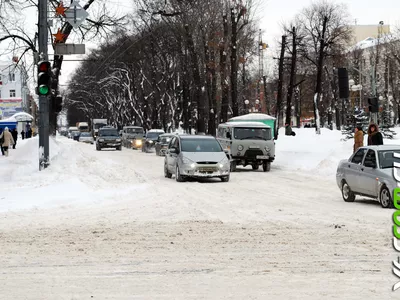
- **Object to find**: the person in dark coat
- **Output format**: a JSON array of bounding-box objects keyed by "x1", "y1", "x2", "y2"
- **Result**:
[
  {"x1": 21, "y1": 130, "x2": 25, "y2": 139},
  {"x1": 285, "y1": 123, "x2": 296, "y2": 136},
  {"x1": 11, "y1": 128, "x2": 18, "y2": 149},
  {"x1": 0, "y1": 129, "x2": 3, "y2": 155},
  {"x1": 367, "y1": 123, "x2": 383, "y2": 146}
]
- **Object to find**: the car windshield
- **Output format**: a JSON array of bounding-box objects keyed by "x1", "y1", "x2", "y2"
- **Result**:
[
  {"x1": 99, "y1": 129, "x2": 119, "y2": 136},
  {"x1": 147, "y1": 132, "x2": 164, "y2": 139},
  {"x1": 233, "y1": 127, "x2": 271, "y2": 140},
  {"x1": 79, "y1": 126, "x2": 89, "y2": 130},
  {"x1": 80, "y1": 133, "x2": 91, "y2": 137},
  {"x1": 181, "y1": 138, "x2": 222, "y2": 152},
  {"x1": 126, "y1": 128, "x2": 143, "y2": 134},
  {"x1": 72, "y1": 131, "x2": 80, "y2": 135},
  {"x1": 378, "y1": 150, "x2": 400, "y2": 169},
  {"x1": 160, "y1": 136, "x2": 172, "y2": 143}
]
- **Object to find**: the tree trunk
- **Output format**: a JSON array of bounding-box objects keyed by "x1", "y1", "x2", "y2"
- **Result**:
[
  {"x1": 204, "y1": 33, "x2": 216, "y2": 136},
  {"x1": 220, "y1": 14, "x2": 229, "y2": 123},
  {"x1": 230, "y1": 8, "x2": 239, "y2": 117},
  {"x1": 275, "y1": 35, "x2": 286, "y2": 140},
  {"x1": 184, "y1": 24, "x2": 205, "y2": 134},
  {"x1": 285, "y1": 27, "x2": 297, "y2": 127},
  {"x1": 313, "y1": 16, "x2": 328, "y2": 135},
  {"x1": 150, "y1": 38, "x2": 159, "y2": 129},
  {"x1": 263, "y1": 75, "x2": 269, "y2": 114}
]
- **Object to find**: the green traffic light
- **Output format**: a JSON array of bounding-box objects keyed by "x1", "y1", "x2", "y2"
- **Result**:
[{"x1": 39, "y1": 85, "x2": 49, "y2": 95}]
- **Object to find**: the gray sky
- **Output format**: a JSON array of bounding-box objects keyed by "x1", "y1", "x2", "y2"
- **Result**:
[{"x1": 1, "y1": 0, "x2": 399, "y2": 86}]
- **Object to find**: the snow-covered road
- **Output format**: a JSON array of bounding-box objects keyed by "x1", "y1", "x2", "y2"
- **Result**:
[{"x1": 0, "y1": 135, "x2": 397, "y2": 299}]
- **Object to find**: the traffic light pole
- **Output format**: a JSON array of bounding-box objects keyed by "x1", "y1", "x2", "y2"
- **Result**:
[{"x1": 38, "y1": 0, "x2": 50, "y2": 170}]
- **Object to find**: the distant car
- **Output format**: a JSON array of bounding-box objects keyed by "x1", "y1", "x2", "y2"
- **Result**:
[
  {"x1": 164, "y1": 134, "x2": 230, "y2": 182},
  {"x1": 72, "y1": 131, "x2": 80, "y2": 141},
  {"x1": 155, "y1": 133, "x2": 174, "y2": 156},
  {"x1": 336, "y1": 145, "x2": 400, "y2": 208},
  {"x1": 79, "y1": 132, "x2": 94, "y2": 144},
  {"x1": 96, "y1": 127, "x2": 122, "y2": 151},
  {"x1": 142, "y1": 129, "x2": 165, "y2": 153}
]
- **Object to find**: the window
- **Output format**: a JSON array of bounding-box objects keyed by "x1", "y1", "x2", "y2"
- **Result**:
[
  {"x1": 363, "y1": 150, "x2": 377, "y2": 167},
  {"x1": 181, "y1": 138, "x2": 223, "y2": 152},
  {"x1": 99, "y1": 129, "x2": 118, "y2": 136},
  {"x1": 378, "y1": 150, "x2": 400, "y2": 169},
  {"x1": 9, "y1": 73, "x2": 15, "y2": 82},
  {"x1": 9, "y1": 89, "x2": 15, "y2": 97},
  {"x1": 233, "y1": 127, "x2": 272, "y2": 140},
  {"x1": 351, "y1": 148, "x2": 367, "y2": 164}
]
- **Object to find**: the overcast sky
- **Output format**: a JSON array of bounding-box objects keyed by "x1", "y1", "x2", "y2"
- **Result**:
[{"x1": 1, "y1": 0, "x2": 400, "y2": 86}]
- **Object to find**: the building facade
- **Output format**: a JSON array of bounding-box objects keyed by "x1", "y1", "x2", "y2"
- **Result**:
[{"x1": 0, "y1": 62, "x2": 31, "y2": 119}]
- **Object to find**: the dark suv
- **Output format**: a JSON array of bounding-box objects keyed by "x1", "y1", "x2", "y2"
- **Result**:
[{"x1": 96, "y1": 126, "x2": 122, "y2": 151}]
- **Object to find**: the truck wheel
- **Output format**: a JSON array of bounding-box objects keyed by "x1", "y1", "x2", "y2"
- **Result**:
[
  {"x1": 262, "y1": 162, "x2": 271, "y2": 172},
  {"x1": 252, "y1": 164, "x2": 259, "y2": 170}
]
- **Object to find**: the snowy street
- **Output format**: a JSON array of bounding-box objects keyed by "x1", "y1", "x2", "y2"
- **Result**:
[{"x1": 0, "y1": 130, "x2": 397, "y2": 299}]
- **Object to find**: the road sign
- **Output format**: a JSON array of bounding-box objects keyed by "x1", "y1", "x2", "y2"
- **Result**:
[
  {"x1": 54, "y1": 43, "x2": 85, "y2": 55},
  {"x1": 64, "y1": 0, "x2": 89, "y2": 28}
]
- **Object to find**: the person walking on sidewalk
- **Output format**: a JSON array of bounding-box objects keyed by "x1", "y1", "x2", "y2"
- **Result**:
[
  {"x1": 11, "y1": 128, "x2": 18, "y2": 149},
  {"x1": 0, "y1": 127, "x2": 15, "y2": 157},
  {"x1": 367, "y1": 123, "x2": 383, "y2": 146},
  {"x1": 353, "y1": 125, "x2": 364, "y2": 153}
]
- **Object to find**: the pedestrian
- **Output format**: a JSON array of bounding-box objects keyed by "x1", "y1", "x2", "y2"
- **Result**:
[
  {"x1": 367, "y1": 123, "x2": 383, "y2": 146},
  {"x1": 0, "y1": 129, "x2": 4, "y2": 156},
  {"x1": 21, "y1": 130, "x2": 25, "y2": 139},
  {"x1": 353, "y1": 125, "x2": 364, "y2": 153},
  {"x1": 0, "y1": 127, "x2": 15, "y2": 157},
  {"x1": 11, "y1": 128, "x2": 18, "y2": 149},
  {"x1": 285, "y1": 123, "x2": 296, "y2": 136},
  {"x1": 27, "y1": 128, "x2": 32, "y2": 138}
]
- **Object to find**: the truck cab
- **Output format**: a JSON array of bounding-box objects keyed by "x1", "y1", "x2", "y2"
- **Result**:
[{"x1": 217, "y1": 122, "x2": 275, "y2": 172}]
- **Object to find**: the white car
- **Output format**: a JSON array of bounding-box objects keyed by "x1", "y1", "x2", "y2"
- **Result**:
[{"x1": 79, "y1": 132, "x2": 94, "y2": 144}]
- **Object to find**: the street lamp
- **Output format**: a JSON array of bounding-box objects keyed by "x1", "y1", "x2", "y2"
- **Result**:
[{"x1": 244, "y1": 99, "x2": 249, "y2": 105}]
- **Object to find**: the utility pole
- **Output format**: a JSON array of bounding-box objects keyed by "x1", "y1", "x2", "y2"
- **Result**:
[
  {"x1": 285, "y1": 26, "x2": 297, "y2": 127},
  {"x1": 38, "y1": 0, "x2": 49, "y2": 170}
]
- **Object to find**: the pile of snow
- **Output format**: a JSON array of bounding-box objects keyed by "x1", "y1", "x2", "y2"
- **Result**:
[
  {"x1": 228, "y1": 113, "x2": 276, "y2": 121},
  {"x1": 274, "y1": 127, "x2": 400, "y2": 178}
]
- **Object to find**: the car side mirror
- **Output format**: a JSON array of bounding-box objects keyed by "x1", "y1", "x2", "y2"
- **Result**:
[{"x1": 169, "y1": 148, "x2": 177, "y2": 154}]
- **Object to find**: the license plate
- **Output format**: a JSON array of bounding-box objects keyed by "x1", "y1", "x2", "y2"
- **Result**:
[
  {"x1": 199, "y1": 167, "x2": 216, "y2": 172},
  {"x1": 256, "y1": 155, "x2": 268, "y2": 159}
]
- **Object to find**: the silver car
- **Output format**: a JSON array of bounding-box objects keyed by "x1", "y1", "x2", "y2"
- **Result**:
[
  {"x1": 78, "y1": 132, "x2": 94, "y2": 144},
  {"x1": 336, "y1": 145, "x2": 400, "y2": 208},
  {"x1": 164, "y1": 135, "x2": 231, "y2": 182}
]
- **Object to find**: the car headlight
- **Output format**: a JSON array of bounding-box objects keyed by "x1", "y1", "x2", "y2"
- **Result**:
[
  {"x1": 265, "y1": 146, "x2": 270, "y2": 152},
  {"x1": 219, "y1": 157, "x2": 229, "y2": 168},
  {"x1": 99, "y1": 139, "x2": 104, "y2": 142},
  {"x1": 149, "y1": 140, "x2": 153, "y2": 144},
  {"x1": 238, "y1": 145, "x2": 244, "y2": 151},
  {"x1": 135, "y1": 140, "x2": 142, "y2": 145},
  {"x1": 116, "y1": 138, "x2": 121, "y2": 142},
  {"x1": 182, "y1": 157, "x2": 194, "y2": 165}
]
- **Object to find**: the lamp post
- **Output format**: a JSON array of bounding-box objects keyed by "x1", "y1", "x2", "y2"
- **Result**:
[
  {"x1": 244, "y1": 99, "x2": 250, "y2": 114},
  {"x1": 255, "y1": 99, "x2": 260, "y2": 112}
]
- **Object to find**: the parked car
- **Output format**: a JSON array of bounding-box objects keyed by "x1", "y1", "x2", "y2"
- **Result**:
[
  {"x1": 142, "y1": 129, "x2": 165, "y2": 153},
  {"x1": 96, "y1": 126, "x2": 122, "y2": 151},
  {"x1": 336, "y1": 145, "x2": 400, "y2": 208},
  {"x1": 79, "y1": 132, "x2": 94, "y2": 144},
  {"x1": 164, "y1": 134, "x2": 230, "y2": 182},
  {"x1": 155, "y1": 133, "x2": 174, "y2": 156}
]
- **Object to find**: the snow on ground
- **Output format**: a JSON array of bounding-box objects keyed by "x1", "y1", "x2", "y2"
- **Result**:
[{"x1": 0, "y1": 128, "x2": 400, "y2": 299}]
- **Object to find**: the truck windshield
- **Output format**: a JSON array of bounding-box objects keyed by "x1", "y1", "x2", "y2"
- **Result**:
[
  {"x1": 127, "y1": 128, "x2": 143, "y2": 134},
  {"x1": 233, "y1": 127, "x2": 271, "y2": 140},
  {"x1": 95, "y1": 124, "x2": 107, "y2": 129}
]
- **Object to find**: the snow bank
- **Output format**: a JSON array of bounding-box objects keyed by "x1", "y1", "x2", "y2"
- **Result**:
[{"x1": 274, "y1": 127, "x2": 400, "y2": 178}]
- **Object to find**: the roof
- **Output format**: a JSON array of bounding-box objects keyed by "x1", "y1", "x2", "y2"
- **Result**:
[
  {"x1": 222, "y1": 121, "x2": 271, "y2": 128},
  {"x1": 148, "y1": 129, "x2": 165, "y2": 133},
  {"x1": 179, "y1": 135, "x2": 216, "y2": 140},
  {"x1": 228, "y1": 113, "x2": 276, "y2": 121},
  {"x1": 123, "y1": 125, "x2": 143, "y2": 128},
  {"x1": 361, "y1": 145, "x2": 400, "y2": 151}
]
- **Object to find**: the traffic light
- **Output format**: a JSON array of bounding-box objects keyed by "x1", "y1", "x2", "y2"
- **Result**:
[
  {"x1": 36, "y1": 61, "x2": 51, "y2": 95},
  {"x1": 54, "y1": 95, "x2": 62, "y2": 113},
  {"x1": 368, "y1": 97, "x2": 379, "y2": 113}
]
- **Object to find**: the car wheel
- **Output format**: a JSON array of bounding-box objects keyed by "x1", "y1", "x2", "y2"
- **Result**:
[
  {"x1": 341, "y1": 180, "x2": 355, "y2": 202},
  {"x1": 230, "y1": 161, "x2": 236, "y2": 172},
  {"x1": 176, "y1": 165, "x2": 185, "y2": 182},
  {"x1": 262, "y1": 162, "x2": 271, "y2": 172},
  {"x1": 164, "y1": 163, "x2": 172, "y2": 178},
  {"x1": 221, "y1": 175, "x2": 230, "y2": 182},
  {"x1": 252, "y1": 164, "x2": 259, "y2": 170},
  {"x1": 116, "y1": 146, "x2": 122, "y2": 151},
  {"x1": 380, "y1": 186, "x2": 393, "y2": 208}
]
